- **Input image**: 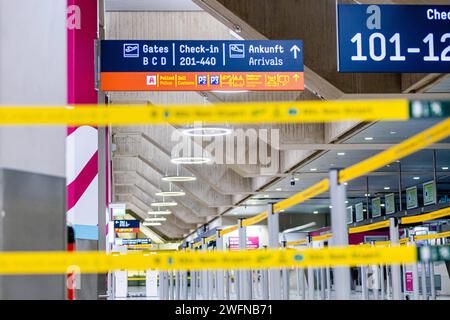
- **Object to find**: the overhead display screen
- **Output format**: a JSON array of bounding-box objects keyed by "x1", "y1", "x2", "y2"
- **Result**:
[
  {"x1": 100, "y1": 40, "x2": 304, "y2": 91},
  {"x1": 337, "y1": 4, "x2": 450, "y2": 72}
]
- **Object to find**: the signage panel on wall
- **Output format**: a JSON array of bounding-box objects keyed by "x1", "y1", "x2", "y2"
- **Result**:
[
  {"x1": 115, "y1": 238, "x2": 152, "y2": 247},
  {"x1": 114, "y1": 220, "x2": 140, "y2": 233},
  {"x1": 337, "y1": 4, "x2": 450, "y2": 72},
  {"x1": 355, "y1": 203, "x2": 364, "y2": 222},
  {"x1": 406, "y1": 186, "x2": 418, "y2": 210},
  {"x1": 371, "y1": 197, "x2": 382, "y2": 218},
  {"x1": 423, "y1": 180, "x2": 437, "y2": 205},
  {"x1": 385, "y1": 193, "x2": 396, "y2": 215},
  {"x1": 347, "y1": 206, "x2": 353, "y2": 224},
  {"x1": 100, "y1": 40, "x2": 304, "y2": 91},
  {"x1": 228, "y1": 236, "x2": 259, "y2": 251}
]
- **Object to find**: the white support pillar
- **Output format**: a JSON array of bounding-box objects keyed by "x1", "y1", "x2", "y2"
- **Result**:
[
  {"x1": 297, "y1": 268, "x2": 305, "y2": 300},
  {"x1": 216, "y1": 229, "x2": 224, "y2": 300},
  {"x1": 326, "y1": 267, "x2": 331, "y2": 300},
  {"x1": 175, "y1": 271, "x2": 180, "y2": 300},
  {"x1": 238, "y1": 218, "x2": 252, "y2": 300},
  {"x1": 389, "y1": 217, "x2": 402, "y2": 300},
  {"x1": 409, "y1": 235, "x2": 420, "y2": 301},
  {"x1": 429, "y1": 261, "x2": 436, "y2": 300},
  {"x1": 225, "y1": 270, "x2": 230, "y2": 300},
  {"x1": 329, "y1": 170, "x2": 351, "y2": 300},
  {"x1": 380, "y1": 265, "x2": 385, "y2": 300},
  {"x1": 281, "y1": 241, "x2": 290, "y2": 300},
  {"x1": 307, "y1": 238, "x2": 315, "y2": 300},
  {"x1": 386, "y1": 266, "x2": 391, "y2": 299},
  {"x1": 361, "y1": 266, "x2": 368, "y2": 300},
  {"x1": 190, "y1": 242, "x2": 197, "y2": 300},
  {"x1": 320, "y1": 268, "x2": 326, "y2": 300},
  {"x1": 267, "y1": 204, "x2": 282, "y2": 300},
  {"x1": 421, "y1": 262, "x2": 428, "y2": 300},
  {"x1": 261, "y1": 247, "x2": 269, "y2": 300},
  {"x1": 201, "y1": 238, "x2": 208, "y2": 300},
  {"x1": 169, "y1": 271, "x2": 174, "y2": 300}
]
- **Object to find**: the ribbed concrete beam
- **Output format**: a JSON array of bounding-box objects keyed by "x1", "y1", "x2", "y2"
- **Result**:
[
  {"x1": 114, "y1": 135, "x2": 234, "y2": 207},
  {"x1": 113, "y1": 158, "x2": 219, "y2": 217}
]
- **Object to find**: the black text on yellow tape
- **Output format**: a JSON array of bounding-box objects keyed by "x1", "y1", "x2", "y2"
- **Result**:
[{"x1": 0, "y1": 246, "x2": 419, "y2": 274}]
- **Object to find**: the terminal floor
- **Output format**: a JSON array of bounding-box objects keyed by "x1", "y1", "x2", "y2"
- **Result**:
[{"x1": 116, "y1": 287, "x2": 450, "y2": 300}]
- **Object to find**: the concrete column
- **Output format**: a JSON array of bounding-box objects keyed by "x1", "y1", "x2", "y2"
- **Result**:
[
  {"x1": 329, "y1": 170, "x2": 351, "y2": 300},
  {"x1": 0, "y1": 0, "x2": 67, "y2": 300},
  {"x1": 389, "y1": 218, "x2": 403, "y2": 300},
  {"x1": 267, "y1": 204, "x2": 281, "y2": 299}
]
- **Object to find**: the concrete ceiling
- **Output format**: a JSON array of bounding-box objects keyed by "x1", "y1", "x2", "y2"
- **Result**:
[{"x1": 104, "y1": 2, "x2": 450, "y2": 240}]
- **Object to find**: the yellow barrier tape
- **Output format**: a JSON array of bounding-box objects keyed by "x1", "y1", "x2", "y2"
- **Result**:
[
  {"x1": 205, "y1": 235, "x2": 217, "y2": 243},
  {"x1": 192, "y1": 241, "x2": 202, "y2": 249},
  {"x1": 414, "y1": 231, "x2": 450, "y2": 241},
  {"x1": 0, "y1": 246, "x2": 417, "y2": 274},
  {"x1": 401, "y1": 207, "x2": 450, "y2": 224},
  {"x1": 242, "y1": 211, "x2": 268, "y2": 227},
  {"x1": 0, "y1": 100, "x2": 409, "y2": 126},
  {"x1": 286, "y1": 239, "x2": 308, "y2": 246},
  {"x1": 339, "y1": 118, "x2": 450, "y2": 183},
  {"x1": 349, "y1": 220, "x2": 390, "y2": 234},
  {"x1": 312, "y1": 233, "x2": 333, "y2": 241},
  {"x1": 274, "y1": 179, "x2": 329, "y2": 213},
  {"x1": 400, "y1": 238, "x2": 409, "y2": 245},
  {"x1": 219, "y1": 225, "x2": 238, "y2": 237}
]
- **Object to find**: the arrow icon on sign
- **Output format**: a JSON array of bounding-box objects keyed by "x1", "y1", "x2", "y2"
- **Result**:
[
  {"x1": 293, "y1": 74, "x2": 300, "y2": 82},
  {"x1": 290, "y1": 45, "x2": 301, "y2": 59}
]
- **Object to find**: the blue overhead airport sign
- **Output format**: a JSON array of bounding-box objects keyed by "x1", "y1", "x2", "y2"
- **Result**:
[
  {"x1": 100, "y1": 40, "x2": 304, "y2": 91},
  {"x1": 114, "y1": 220, "x2": 140, "y2": 233},
  {"x1": 337, "y1": 5, "x2": 450, "y2": 72}
]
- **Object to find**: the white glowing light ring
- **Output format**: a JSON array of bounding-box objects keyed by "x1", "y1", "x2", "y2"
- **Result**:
[
  {"x1": 181, "y1": 127, "x2": 233, "y2": 137},
  {"x1": 143, "y1": 222, "x2": 162, "y2": 226},
  {"x1": 145, "y1": 217, "x2": 167, "y2": 222},
  {"x1": 171, "y1": 157, "x2": 211, "y2": 164},
  {"x1": 162, "y1": 176, "x2": 197, "y2": 182},
  {"x1": 150, "y1": 201, "x2": 177, "y2": 207},
  {"x1": 155, "y1": 191, "x2": 186, "y2": 197},
  {"x1": 147, "y1": 210, "x2": 172, "y2": 215}
]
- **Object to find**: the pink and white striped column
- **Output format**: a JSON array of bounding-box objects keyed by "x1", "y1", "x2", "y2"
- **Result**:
[{"x1": 66, "y1": 0, "x2": 99, "y2": 240}]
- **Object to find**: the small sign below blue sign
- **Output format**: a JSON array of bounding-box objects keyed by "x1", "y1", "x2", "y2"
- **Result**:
[{"x1": 337, "y1": 4, "x2": 450, "y2": 72}]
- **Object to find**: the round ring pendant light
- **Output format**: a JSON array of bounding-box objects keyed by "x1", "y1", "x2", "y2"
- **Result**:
[
  {"x1": 155, "y1": 191, "x2": 186, "y2": 197},
  {"x1": 147, "y1": 210, "x2": 172, "y2": 215},
  {"x1": 150, "y1": 201, "x2": 177, "y2": 207},
  {"x1": 145, "y1": 217, "x2": 167, "y2": 222},
  {"x1": 162, "y1": 176, "x2": 196, "y2": 182},
  {"x1": 143, "y1": 222, "x2": 162, "y2": 226},
  {"x1": 171, "y1": 157, "x2": 211, "y2": 165},
  {"x1": 181, "y1": 126, "x2": 233, "y2": 137}
]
